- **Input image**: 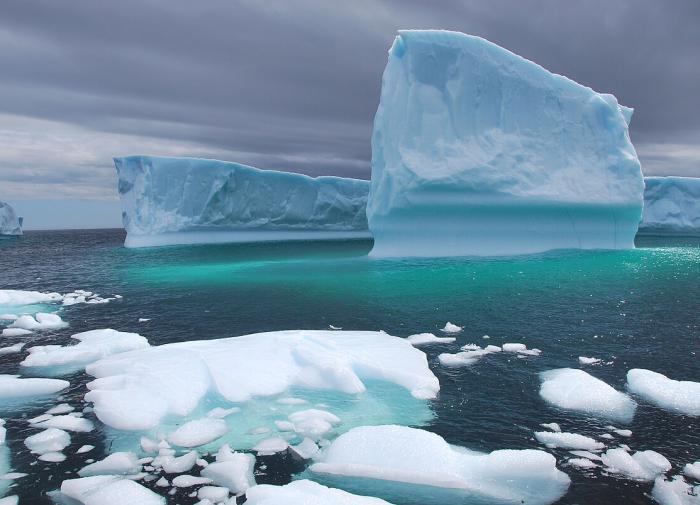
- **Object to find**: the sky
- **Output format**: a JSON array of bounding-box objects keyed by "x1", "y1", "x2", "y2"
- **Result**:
[{"x1": 0, "y1": 0, "x2": 699, "y2": 229}]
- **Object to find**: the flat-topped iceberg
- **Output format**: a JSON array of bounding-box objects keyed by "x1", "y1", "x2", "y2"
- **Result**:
[
  {"x1": 367, "y1": 30, "x2": 643, "y2": 257},
  {"x1": 639, "y1": 177, "x2": 700, "y2": 236},
  {"x1": 115, "y1": 156, "x2": 370, "y2": 248},
  {"x1": 0, "y1": 201, "x2": 22, "y2": 236}
]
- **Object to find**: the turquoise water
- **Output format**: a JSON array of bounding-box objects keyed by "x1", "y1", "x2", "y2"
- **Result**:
[{"x1": 0, "y1": 230, "x2": 698, "y2": 504}]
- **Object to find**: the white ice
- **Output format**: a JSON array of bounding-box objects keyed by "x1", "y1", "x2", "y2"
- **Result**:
[
  {"x1": 31, "y1": 415, "x2": 94, "y2": 433},
  {"x1": 626, "y1": 369, "x2": 700, "y2": 416},
  {"x1": 24, "y1": 428, "x2": 70, "y2": 455},
  {"x1": 9, "y1": 313, "x2": 66, "y2": 331},
  {"x1": 200, "y1": 449, "x2": 255, "y2": 495},
  {"x1": 0, "y1": 375, "x2": 69, "y2": 401},
  {"x1": 600, "y1": 448, "x2": 671, "y2": 481},
  {"x1": 78, "y1": 452, "x2": 141, "y2": 477},
  {"x1": 639, "y1": 176, "x2": 700, "y2": 236},
  {"x1": 440, "y1": 323, "x2": 462, "y2": 334},
  {"x1": 684, "y1": 462, "x2": 700, "y2": 481},
  {"x1": 59, "y1": 475, "x2": 165, "y2": 505},
  {"x1": 0, "y1": 343, "x2": 25, "y2": 355},
  {"x1": 652, "y1": 475, "x2": 700, "y2": 505},
  {"x1": 245, "y1": 480, "x2": 394, "y2": 505},
  {"x1": 406, "y1": 333, "x2": 455, "y2": 346},
  {"x1": 534, "y1": 431, "x2": 604, "y2": 451}
]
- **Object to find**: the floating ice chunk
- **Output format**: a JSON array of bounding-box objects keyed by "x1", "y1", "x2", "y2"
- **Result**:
[
  {"x1": 639, "y1": 176, "x2": 700, "y2": 236},
  {"x1": 39, "y1": 451, "x2": 66, "y2": 462},
  {"x1": 0, "y1": 375, "x2": 69, "y2": 400},
  {"x1": 168, "y1": 419, "x2": 227, "y2": 448},
  {"x1": 245, "y1": 480, "x2": 393, "y2": 505},
  {"x1": 579, "y1": 357, "x2": 602, "y2": 365},
  {"x1": 9, "y1": 313, "x2": 67, "y2": 331},
  {"x1": 0, "y1": 343, "x2": 25, "y2": 355},
  {"x1": 0, "y1": 496, "x2": 17, "y2": 505},
  {"x1": 60, "y1": 475, "x2": 165, "y2": 505},
  {"x1": 310, "y1": 425, "x2": 570, "y2": 505},
  {"x1": 684, "y1": 462, "x2": 700, "y2": 481},
  {"x1": 32, "y1": 415, "x2": 94, "y2": 433},
  {"x1": 0, "y1": 314, "x2": 17, "y2": 321},
  {"x1": 600, "y1": 448, "x2": 671, "y2": 481},
  {"x1": 569, "y1": 450, "x2": 603, "y2": 462},
  {"x1": 46, "y1": 403, "x2": 74, "y2": 415},
  {"x1": 0, "y1": 290, "x2": 61, "y2": 306},
  {"x1": 197, "y1": 486, "x2": 229, "y2": 502},
  {"x1": 406, "y1": 333, "x2": 456, "y2": 346},
  {"x1": 540, "y1": 423, "x2": 561, "y2": 433},
  {"x1": 614, "y1": 429, "x2": 632, "y2": 437},
  {"x1": 503, "y1": 343, "x2": 541, "y2": 356},
  {"x1": 1, "y1": 329, "x2": 31, "y2": 337},
  {"x1": 155, "y1": 477, "x2": 169, "y2": 487},
  {"x1": 24, "y1": 428, "x2": 70, "y2": 454},
  {"x1": 567, "y1": 458, "x2": 598, "y2": 469},
  {"x1": 288, "y1": 409, "x2": 341, "y2": 440},
  {"x1": 172, "y1": 475, "x2": 212, "y2": 487},
  {"x1": 206, "y1": 406, "x2": 240, "y2": 419},
  {"x1": 534, "y1": 431, "x2": 604, "y2": 451},
  {"x1": 21, "y1": 329, "x2": 149, "y2": 371},
  {"x1": 291, "y1": 438, "x2": 320, "y2": 459},
  {"x1": 162, "y1": 450, "x2": 198, "y2": 474},
  {"x1": 539, "y1": 368, "x2": 636, "y2": 423},
  {"x1": 438, "y1": 345, "x2": 502, "y2": 367},
  {"x1": 440, "y1": 322, "x2": 462, "y2": 334},
  {"x1": 652, "y1": 475, "x2": 700, "y2": 505},
  {"x1": 76, "y1": 445, "x2": 94, "y2": 454},
  {"x1": 200, "y1": 452, "x2": 255, "y2": 495},
  {"x1": 84, "y1": 330, "x2": 439, "y2": 431},
  {"x1": 252, "y1": 437, "x2": 289, "y2": 455},
  {"x1": 79, "y1": 452, "x2": 141, "y2": 477},
  {"x1": 626, "y1": 369, "x2": 700, "y2": 416}
]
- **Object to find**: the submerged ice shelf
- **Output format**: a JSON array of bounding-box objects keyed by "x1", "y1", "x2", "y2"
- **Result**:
[
  {"x1": 115, "y1": 156, "x2": 370, "y2": 248},
  {"x1": 367, "y1": 30, "x2": 643, "y2": 257}
]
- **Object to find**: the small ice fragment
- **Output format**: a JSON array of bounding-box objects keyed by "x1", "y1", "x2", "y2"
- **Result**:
[
  {"x1": 0, "y1": 375, "x2": 69, "y2": 400},
  {"x1": 200, "y1": 452, "x2": 255, "y2": 494},
  {"x1": 245, "y1": 480, "x2": 394, "y2": 504},
  {"x1": 441, "y1": 322, "x2": 462, "y2": 333},
  {"x1": 9, "y1": 313, "x2": 67, "y2": 330},
  {"x1": 275, "y1": 420, "x2": 294, "y2": 432},
  {"x1": 162, "y1": 450, "x2": 198, "y2": 474},
  {"x1": 569, "y1": 450, "x2": 603, "y2": 461},
  {"x1": 172, "y1": 475, "x2": 212, "y2": 487},
  {"x1": 167, "y1": 419, "x2": 227, "y2": 448},
  {"x1": 683, "y1": 461, "x2": 700, "y2": 481},
  {"x1": 328, "y1": 325, "x2": 342, "y2": 330},
  {"x1": 61, "y1": 475, "x2": 165, "y2": 505},
  {"x1": 76, "y1": 445, "x2": 94, "y2": 454},
  {"x1": 197, "y1": 486, "x2": 230, "y2": 502},
  {"x1": 32, "y1": 415, "x2": 94, "y2": 433},
  {"x1": 78, "y1": 452, "x2": 141, "y2": 477},
  {"x1": 601, "y1": 433, "x2": 615, "y2": 440},
  {"x1": 614, "y1": 429, "x2": 632, "y2": 437},
  {"x1": 600, "y1": 448, "x2": 671, "y2": 481},
  {"x1": 651, "y1": 475, "x2": 700, "y2": 505},
  {"x1": 1, "y1": 328, "x2": 32, "y2": 337},
  {"x1": 0, "y1": 343, "x2": 25, "y2": 355},
  {"x1": 540, "y1": 423, "x2": 561, "y2": 432},
  {"x1": 406, "y1": 333, "x2": 456, "y2": 346},
  {"x1": 291, "y1": 438, "x2": 319, "y2": 459},
  {"x1": 288, "y1": 409, "x2": 341, "y2": 440},
  {"x1": 46, "y1": 403, "x2": 74, "y2": 415},
  {"x1": 38, "y1": 451, "x2": 66, "y2": 462},
  {"x1": 534, "y1": 431, "x2": 605, "y2": 451},
  {"x1": 579, "y1": 356, "x2": 602, "y2": 365},
  {"x1": 156, "y1": 477, "x2": 169, "y2": 487},
  {"x1": 138, "y1": 318, "x2": 150, "y2": 322},
  {"x1": 24, "y1": 428, "x2": 70, "y2": 454},
  {"x1": 502, "y1": 343, "x2": 527, "y2": 352},
  {"x1": 252, "y1": 437, "x2": 289, "y2": 455}
]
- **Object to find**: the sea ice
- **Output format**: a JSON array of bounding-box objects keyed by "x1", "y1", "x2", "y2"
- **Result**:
[
  {"x1": 0, "y1": 375, "x2": 69, "y2": 400},
  {"x1": 115, "y1": 155, "x2": 370, "y2": 248},
  {"x1": 440, "y1": 322, "x2": 462, "y2": 333},
  {"x1": 0, "y1": 496, "x2": 17, "y2": 505},
  {"x1": 31, "y1": 415, "x2": 94, "y2": 433},
  {"x1": 0, "y1": 343, "x2": 25, "y2": 355},
  {"x1": 0, "y1": 329, "x2": 31, "y2": 337},
  {"x1": 534, "y1": 431, "x2": 605, "y2": 451},
  {"x1": 172, "y1": 475, "x2": 212, "y2": 487},
  {"x1": 0, "y1": 290, "x2": 61, "y2": 306},
  {"x1": 162, "y1": 450, "x2": 198, "y2": 474},
  {"x1": 200, "y1": 451, "x2": 255, "y2": 495},
  {"x1": 626, "y1": 369, "x2": 700, "y2": 416},
  {"x1": 367, "y1": 30, "x2": 643, "y2": 257},
  {"x1": 167, "y1": 419, "x2": 227, "y2": 448},
  {"x1": 309, "y1": 425, "x2": 570, "y2": 505},
  {"x1": 9, "y1": 313, "x2": 67, "y2": 331},
  {"x1": 78, "y1": 452, "x2": 141, "y2": 477},
  {"x1": 639, "y1": 176, "x2": 700, "y2": 236},
  {"x1": 252, "y1": 437, "x2": 289, "y2": 455},
  {"x1": 600, "y1": 448, "x2": 671, "y2": 481},
  {"x1": 539, "y1": 368, "x2": 636, "y2": 423},
  {"x1": 245, "y1": 479, "x2": 394, "y2": 505},
  {"x1": 540, "y1": 423, "x2": 561, "y2": 433},
  {"x1": 288, "y1": 409, "x2": 341, "y2": 440},
  {"x1": 24, "y1": 428, "x2": 70, "y2": 454},
  {"x1": 0, "y1": 202, "x2": 22, "y2": 236},
  {"x1": 567, "y1": 458, "x2": 598, "y2": 469},
  {"x1": 579, "y1": 356, "x2": 602, "y2": 365},
  {"x1": 38, "y1": 451, "x2": 66, "y2": 462},
  {"x1": 684, "y1": 462, "x2": 700, "y2": 481},
  {"x1": 197, "y1": 486, "x2": 229, "y2": 502},
  {"x1": 406, "y1": 333, "x2": 455, "y2": 346},
  {"x1": 652, "y1": 475, "x2": 700, "y2": 505},
  {"x1": 60, "y1": 475, "x2": 165, "y2": 505}
]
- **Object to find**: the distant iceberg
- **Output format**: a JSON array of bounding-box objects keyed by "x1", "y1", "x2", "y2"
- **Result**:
[
  {"x1": 115, "y1": 156, "x2": 370, "y2": 248},
  {"x1": 0, "y1": 201, "x2": 22, "y2": 236},
  {"x1": 639, "y1": 176, "x2": 700, "y2": 236},
  {"x1": 367, "y1": 30, "x2": 644, "y2": 257}
]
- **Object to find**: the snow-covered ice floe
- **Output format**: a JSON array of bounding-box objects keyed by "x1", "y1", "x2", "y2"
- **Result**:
[
  {"x1": 54, "y1": 475, "x2": 165, "y2": 505},
  {"x1": 115, "y1": 155, "x2": 371, "y2": 248},
  {"x1": 246, "y1": 480, "x2": 394, "y2": 505},
  {"x1": 0, "y1": 201, "x2": 22, "y2": 236},
  {"x1": 599, "y1": 448, "x2": 670, "y2": 482},
  {"x1": 626, "y1": 369, "x2": 700, "y2": 416},
  {"x1": 308, "y1": 425, "x2": 570, "y2": 505},
  {"x1": 534, "y1": 431, "x2": 604, "y2": 451},
  {"x1": 83, "y1": 330, "x2": 439, "y2": 450},
  {"x1": 539, "y1": 369, "x2": 636, "y2": 423},
  {"x1": 367, "y1": 30, "x2": 643, "y2": 257},
  {"x1": 639, "y1": 176, "x2": 700, "y2": 236},
  {"x1": 652, "y1": 475, "x2": 700, "y2": 505},
  {"x1": 0, "y1": 375, "x2": 69, "y2": 402},
  {"x1": 406, "y1": 333, "x2": 455, "y2": 346}
]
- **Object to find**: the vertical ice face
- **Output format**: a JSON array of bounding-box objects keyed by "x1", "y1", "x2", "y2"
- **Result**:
[
  {"x1": 368, "y1": 30, "x2": 644, "y2": 257},
  {"x1": 639, "y1": 177, "x2": 700, "y2": 236},
  {"x1": 0, "y1": 201, "x2": 23, "y2": 236},
  {"x1": 114, "y1": 156, "x2": 370, "y2": 248}
]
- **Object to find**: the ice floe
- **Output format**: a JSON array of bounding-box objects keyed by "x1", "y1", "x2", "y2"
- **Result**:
[
  {"x1": 684, "y1": 462, "x2": 700, "y2": 481},
  {"x1": 440, "y1": 322, "x2": 462, "y2": 333},
  {"x1": 534, "y1": 431, "x2": 604, "y2": 451},
  {"x1": 59, "y1": 475, "x2": 165, "y2": 505},
  {"x1": 0, "y1": 375, "x2": 69, "y2": 400},
  {"x1": 406, "y1": 333, "x2": 455, "y2": 346},
  {"x1": 0, "y1": 343, "x2": 25, "y2": 355},
  {"x1": 199, "y1": 446, "x2": 254, "y2": 494},
  {"x1": 652, "y1": 475, "x2": 700, "y2": 505},
  {"x1": 252, "y1": 437, "x2": 289, "y2": 455},
  {"x1": 600, "y1": 448, "x2": 671, "y2": 481},
  {"x1": 438, "y1": 342, "x2": 536, "y2": 367},
  {"x1": 0, "y1": 328, "x2": 31, "y2": 337},
  {"x1": 287, "y1": 409, "x2": 341, "y2": 440},
  {"x1": 309, "y1": 425, "x2": 570, "y2": 505},
  {"x1": 626, "y1": 369, "x2": 700, "y2": 416},
  {"x1": 78, "y1": 452, "x2": 141, "y2": 477},
  {"x1": 539, "y1": 368, "x2": 636, "y2": 423},
  {"x1": 9, "y1": 313, "x2": 67, "y2": 331},
  {"x1": 579, "y1": 356, "x2": 602, "y2": 365},
  {"x1": 167, "y1": 419, "x2": 227, "y2": 448},
  {"x1": 31, "y1": 414, "x2": 94, "y2": 433},
  {"x1": 245, "y1": 479, "x2": 393, "y2": 504},
  {"x1": 24, "y1": 428, "x2": 70, "y2": 455},
  {"x1": 0, "y1": 290, "x2": 62, "y2": 306}
]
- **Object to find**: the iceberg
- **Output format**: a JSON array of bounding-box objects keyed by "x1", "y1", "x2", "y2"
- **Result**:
[
  {"x1": 639, "y1": 177, "x2": 700, "y2": 236},
  {"x1": 0, "y1": 201, "x2": 22, "y2": 236},
  {"x1": 367, "y1": 30, "x2": 643, "y2": 257},
  {"x1": 115, "y1": 156, "x2": 370, "y2": 248}
]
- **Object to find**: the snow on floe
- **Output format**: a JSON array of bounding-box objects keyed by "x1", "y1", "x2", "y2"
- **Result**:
[
  {"x1": 406, "y1": 333, "x2": 455, "y2": 346},
  {"x1": 0, "y1": 375, "x2": 69, "y2": 401},
  {"x1": 78, "y1": 452, "x2": 141, "y2": 477},
  {"x1": 652, "y1": 475, "x2": 700, "y2": 505},
  {"x1": 57, "y1": 475, "x2": 165, "y2": 505},
  {"x1": 24, "y1": 428, "x2": 70, "y2": 455},
  {"x1": 21, "y1": 329, "x2": 149, "y2": 374},
  {"x1": 539, "y1": 369, "x2": 636, "y2": 423},
  {"x1": 600, "y1": 448, "x2": 671, "y2": 481},
  {"x1": 440, "y1": 322, "x2": 462, "y2": 333},
  {"x1": 9, "y1": 313, "x2": 66, "y2": 331},
  {"x1": 534, "y1": 431, "x2": 604, "y2": 451},
  {"x1": 83, "y1": 330, "x2": 439, "y2": 433},
  {"x1": 502, "y1": 343, "x2": 541, "y2": 356},
  {"x1": 626, "y1": 369, "x2": 700, "y2": 416},
  {"x1": 308, "y1": 425, "x2": 570, "y2": 505},
  {"x1": 245, "y1": 479, "x2": 394, "y2": 505},
  {"x1": 0, "y1": 496, "x2": 17, "y2": 505}
]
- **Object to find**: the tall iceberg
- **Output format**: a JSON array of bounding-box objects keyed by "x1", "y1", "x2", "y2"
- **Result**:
[
  {"x1": 0, "y1": 201, "x2": 23, "y2": 236},
  {"x1": 115, "y1": 156, "x2": 370, "y2": 248},
  {"x1": 639, "y1": 176, "x2": 700, "y2": 236},
  {"x1": 367, "y1": 30, "x2": 644, "y2": 257}
]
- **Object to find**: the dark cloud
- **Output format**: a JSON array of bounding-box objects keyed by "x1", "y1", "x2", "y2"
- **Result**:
[{"x1": 0, "y1": 0, "x2": 698, "y2": 203}]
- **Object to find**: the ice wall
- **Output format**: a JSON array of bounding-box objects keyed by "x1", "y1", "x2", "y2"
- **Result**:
[
  {"x1": 115, "y1": 156, "x2": 370, "y2": 248},
  {"x1": 367, "y1": 30, "x2": 644, "y2": 257},
  {"x1": 639, "y1": 177, "x2": 700, "y2": 236},
  {"x1": 0, "y1": 201, "x2": 22, "y2": 236}
]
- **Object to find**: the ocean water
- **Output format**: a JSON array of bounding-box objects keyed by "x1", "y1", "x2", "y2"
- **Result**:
[{"x1": 0, "y1": 229, "x2": 698, "y2": 504}]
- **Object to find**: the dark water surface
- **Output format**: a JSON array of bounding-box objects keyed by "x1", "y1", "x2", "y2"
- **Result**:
[{"x1": 0, "y1": 230, "x2": 698, "y2": 504}]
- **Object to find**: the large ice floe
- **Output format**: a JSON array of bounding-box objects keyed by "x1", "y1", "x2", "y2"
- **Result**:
[
  {"x1": 115, "y1": 155, "x2": 371, "y2": 248},
  {"x1": 54, "y1": 475, "x2": 165, "y2": 505},
  {"x1": 652, "y1": 475, "x2": 700, "y2": 505},
  {"x1": 539, "y1": 369, "x2": 636, "y2": 423},
  {"x1": 82, "y1": 330, "x2": 439, "y2": 451},
  {"x1": 639, "y1": 177, "x2": 700, "y2": 236},
  {"x1": 626, "y1": 369, "x2": 700, "y2": 416},
  {"x1": 0, "y1": 201, "x2": 22, "y2": 236},
  {"x1": 367, "y1": 30, "x2": 643, "y2": 257},
  {"x1": 307, "y1": 425, "x2": 570, "y2": 505},
  {"x1": 246, "y1": 480, "x2": 394, "y2": 505}
]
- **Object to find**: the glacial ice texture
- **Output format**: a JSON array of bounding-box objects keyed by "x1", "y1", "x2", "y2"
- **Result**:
[
  {"x1": 367, "y1": 30, "x2": 643, "y2": 257},
  {"x1": 0, "y1": 201, "x2": 22, "y2": 236},
  {"x1": 639, "y1": 177, "x2": 700, "y2": 236},
  {"x1": 115, "y1": 156, "x2": 370, "y2": 248}
]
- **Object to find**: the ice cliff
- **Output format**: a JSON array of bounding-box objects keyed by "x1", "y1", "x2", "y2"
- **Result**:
[
  {"x1": 0, "y1": 201, "x2": 22, "y2": 236},
  {"x1": 115, "y1": 156, "x2": 370, "y2": 248},
  {"x1": 639, "y1": 177, "x2": 700, "y2": 236},
  {"x1": 367, "y1": 30, "x2": 644, "y2": 257}
]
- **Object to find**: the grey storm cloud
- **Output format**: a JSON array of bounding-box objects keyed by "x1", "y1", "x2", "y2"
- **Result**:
[{"x1": 0, "y1": 0, "x2": 698, "y2": 201}]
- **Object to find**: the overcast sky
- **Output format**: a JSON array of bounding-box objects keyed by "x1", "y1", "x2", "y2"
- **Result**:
[{"x1": 1, "y1": 0, "x2": 699, "y2": 229}]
